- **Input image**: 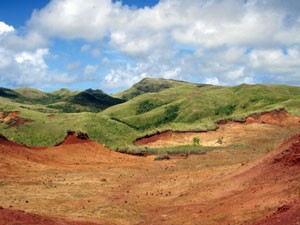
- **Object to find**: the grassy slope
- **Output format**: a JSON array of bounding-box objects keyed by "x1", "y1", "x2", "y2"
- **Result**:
[
  {"x1": 15, "y1": 87, "x2": 48, "y2": 99},
  {"x1": 104, "y1": 81, "x2": 300, "y2": 135},
  {"x1": 1, "y1": 78, "x2": 300, "y2": 149},
  {"x1": 2, "y1": 87, "x2": 125, "y2": 113},
  {"x1": 0, "y1": 97, "x2": 137, "y2": 148}
]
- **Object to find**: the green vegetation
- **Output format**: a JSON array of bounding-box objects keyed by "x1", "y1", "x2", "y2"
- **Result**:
[
  {"x1": 113, "y1": 78, "x2": 183, "y2": 100},
  {"x1": 0, "y1": 78, "x2": 300, "y2": 149},
  {"x1": 136, "y1": 100, "x2": 160, "y2": 115},
  {"x1": 192, "y1": 136, "x2": 200, "y2": 146},
  {"x1": 117, "y1": 144, "x2": 220, "y2": 155},
  {"x1": 0, "y1": 87, "x2": 125, "y2": 113}
]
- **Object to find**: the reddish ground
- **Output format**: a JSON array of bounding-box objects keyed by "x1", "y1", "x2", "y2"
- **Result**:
[
  {"x1": 0, "y1": 111, "x2": 32, "y2": 128},
  {"x1": 0, "y1": 208, "x2": 102, "y2": 225},
  {"x1": 0, "y1": 113, "x2": 299, "y2": 224},
  {"x1": 134, "y1": 110, "x2": 300, "y2": 147}
]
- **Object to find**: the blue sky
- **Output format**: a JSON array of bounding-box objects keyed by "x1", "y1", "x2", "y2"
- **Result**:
[{"x1": 0, "y1": 0, "x2": 299, "y2": 93}]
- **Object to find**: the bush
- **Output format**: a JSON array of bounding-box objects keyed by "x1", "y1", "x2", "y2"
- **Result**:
[
  {"x1": 136, "y1": 100, "x2": 158, "y2": 115},
  {"x1": 76, "y1": 131, "x2": 89, "y2": 140},
  {"x1": 192, "y1": 136, "x2": 200, "y2": 146},
  {"x1": 154, "y1": 154, "x2": 170, "y2": 161}
]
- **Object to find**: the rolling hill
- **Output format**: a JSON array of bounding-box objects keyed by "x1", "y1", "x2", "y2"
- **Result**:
[{"x1": 0, "y1": 78, "x2": 300, "y2": 149}]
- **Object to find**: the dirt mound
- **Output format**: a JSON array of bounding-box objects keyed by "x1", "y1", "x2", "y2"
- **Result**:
[
  {"x1": 217, "y1": 109, "x2": 300, "y2": 126},
  {"x1": 251, "y1": 199, "x2": 300, "y2": 225},
  {"x1": 273, "y1": 135, "x2": 300, "y2": 166},
  {"x1": 0, "y1": 208, "x2": 102, "y2": 225},
  {"x1": 245, "y1": 109, "x2": 300, "y2": 126},
  {"x1": 0, "y1": 134, "x2": 26, "y2": 148},
  {"x1": 0, "y1": 111, "x2": 32, "y2": 128},
  {"x1": 225, "y1": 133, "x2": 300, "y2": 224},
  {"x1": 56, "y1": 131, "x2": 91, "y2": 146}
]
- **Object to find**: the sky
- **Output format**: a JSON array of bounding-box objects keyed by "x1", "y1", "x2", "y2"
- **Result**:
[{"x1": 0, "y1": 0, "x2": 300, "y2": 93}]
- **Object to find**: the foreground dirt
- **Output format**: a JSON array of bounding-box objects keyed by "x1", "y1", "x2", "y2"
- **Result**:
[{"x1": 0, "y1": 113, "x2": 300, "y2": 225}]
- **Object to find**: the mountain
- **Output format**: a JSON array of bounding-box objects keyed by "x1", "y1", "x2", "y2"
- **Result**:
[
  {"x1": 0, "y1": 87, "x2": 125, "y2": 113},
  {"x1": 51, "y1": 88, "x2": 79, "y2": 98},
  {"x1": 15, "y1": 87, "x2": 48, "y2": 99},
  {"x1": 69, "y1": 89, "x2": 125, "y2": 111},
  {"x1": 0, "y1": 78, "x2": 300, "y2": 149},
  {"x1": 104, "y1": 79, "x2": 300, "y2": 131},
  {"x1": 0, "y1": 87, "x2": 22, "y2": 99},
  {"x1": 113, "y1": 78, "x2": 189, "y2": 100}
]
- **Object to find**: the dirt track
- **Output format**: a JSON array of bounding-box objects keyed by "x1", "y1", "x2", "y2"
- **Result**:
[{"x1": 0, "y1": 112, "x2": 300, "y2": 225}]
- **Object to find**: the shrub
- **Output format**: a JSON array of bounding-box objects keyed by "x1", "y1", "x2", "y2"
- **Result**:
[
  {"x1": 192, "y1": 136, "x2": 200, "y2": 146},
  {"x1": 136, "y1": 100, "x2": 158, "y2": 115},
  {"x1": 154, "y1": 154, "x2": 170, "y2": 161}
]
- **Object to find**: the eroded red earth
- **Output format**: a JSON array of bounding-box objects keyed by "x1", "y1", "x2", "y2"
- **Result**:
[
  {"x1": 0, "y1": 111, "x2": 32, "y2": 128},
  {"x1": 0, "y1": 111, "x2": 299, "y2": 225},
  {"x1": 134, "y1": 109, "x2": 300, "y2": 147}
]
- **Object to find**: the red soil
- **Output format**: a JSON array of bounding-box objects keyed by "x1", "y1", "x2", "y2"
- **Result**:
[
  {"x1": 235, "y1": 133, "x2": 300, "y2": 225},
  {"x1": 135, "y1": 109, "x2": 300, "y2": 147},
  {"x1": 244, "y1": 109, "x2": 300, "y2": 126},
  {"x1": 55, "y1": 132, "x2": 91, "y2": 146},
  {"x1": 0, "y1": 111, "x2": 32, "y2": 128},
  {"x1": 0, "y1": 120, "x2": 299, "y2": 224},
  {"x1": 0, "y1": 134, "x2": 26, "y2": 148},
  {"x1": 0, "y1": 208, "x2": 102, "y2": 225},
  {"x1": 251, "y1": 199, "x2": 300, "y2": 225}
]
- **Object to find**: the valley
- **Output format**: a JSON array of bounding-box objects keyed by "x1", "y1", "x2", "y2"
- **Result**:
[{"x1": 0, "y1": 78, "x2": 299, "y2": 224}]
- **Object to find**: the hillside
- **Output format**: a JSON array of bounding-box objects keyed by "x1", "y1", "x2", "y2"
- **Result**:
[
  {"x1": 0, "y1": 78, "x2": 300, "y2": 148},
  {"x1": 113, "y1": 78, "x2": 193, "y2": 100},
  {"x1": 0, "y1": 87, "x2": 125, "y2": 113},
  {"x1": 104, "y1": 79, "x2": 300, "y2": 133},
  {"x1": 0, "y1": 116, "x2": 299, "y2": 225}
]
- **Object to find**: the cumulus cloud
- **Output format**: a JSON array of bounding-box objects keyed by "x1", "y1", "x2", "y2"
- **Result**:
[
  {"x1": 28, "y1": 0, "x2": 300, "y2": 50},
  {"x1": 0, "y1": 47, "x2": 75, "y2": 87},
  {"x1": 84, "y1": 64, "x2": 98, "y2": 75},
  {"x1": 0, "y1": 21, "x2": 14, "y2": 35},
  {"x1": 2, "y1": 0, "x2": 300, "y2": 90},
  {"x1": 0, "y1": 21, "x2": 74, "y2": 88}
]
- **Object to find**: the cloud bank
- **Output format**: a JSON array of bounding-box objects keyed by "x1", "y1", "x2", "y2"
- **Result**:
[{"x1": 1, "y1": 0, "x2": 300, "y2": 91}]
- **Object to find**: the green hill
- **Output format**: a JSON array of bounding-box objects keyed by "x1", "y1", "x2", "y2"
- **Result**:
[
  {"x1": 15, "y1": 87, "x2": 48, "y2": 99},
  {"x1": 0, "y1": 87, "x2": 22, "y2": 99},
  {"x1": 104, "y1": 79, "x2": 300, "y2": 133},
  {"x1": 70, "y1": 89, "x2": 125, "y2": 110},
  {"x1": 0, "y1": 78, "x2": 300, "y2": 149},
  {"x1": 113, "y1": 78, "x2": 190, "y2": 100},
  {"x1": 51, "y1": 88, "x2": 79, "y2": 97},
  {"x1": 0, "y1": 87, "x2": 125, "y2": 113}
]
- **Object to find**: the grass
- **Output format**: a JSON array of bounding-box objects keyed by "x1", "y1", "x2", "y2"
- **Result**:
[
  {"x1": 116, "y1": 144, "x2": 223, "y2": 155},
  {"x1": 1, "y1": 78, "x2": 300, "y2": 149}
]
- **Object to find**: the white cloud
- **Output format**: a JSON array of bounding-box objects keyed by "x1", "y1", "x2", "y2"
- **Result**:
[
  {"x1": 80, "y1": 44, "x2": 91, "y2": 52},
  {"x1": 0, "y1": 47, "x2": 75, "y2": 87},
  {"x1": 249, "y1": 47, "x2": 300, "y2": 73},
  {"x1": 28, "y1": 0, "x2": 300, "y2": 51},
  {"x1": 15, "y1": 49, "x2": 49, "y2": 68},
  {"x1": 28, "y1": 0, "x2": 119, "y2": 41},
  {"x1": 0, "y1": 21, "x2": 14, "y2": 35},
  {"x1": 163, "y1": 67, "x2": 181, "y2": 79},
  {"x1": 84, "y1": 64, "x2": 98, "y2": 75},
  {"x1": 204, "y1": 77, "x2": 220, "y2": 85},
  {"x1": 2, "y1": 1, "x2": 300, "y2": 90}
]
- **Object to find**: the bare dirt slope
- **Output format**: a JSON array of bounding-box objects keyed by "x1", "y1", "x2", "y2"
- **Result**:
[
  {"x1": 134, "y1": 110, "x2": 300, "y2": 147},
  {"x1": 0, "y1": 113, "x2": 299, "y2": 225}
]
